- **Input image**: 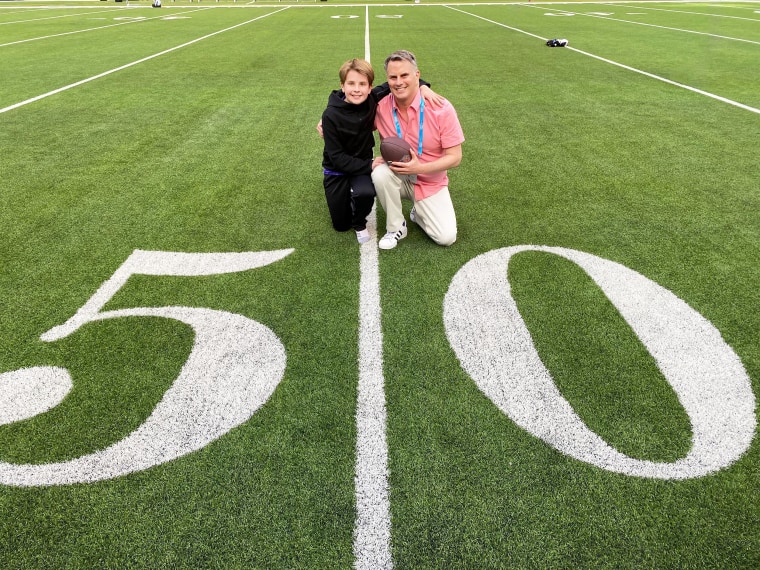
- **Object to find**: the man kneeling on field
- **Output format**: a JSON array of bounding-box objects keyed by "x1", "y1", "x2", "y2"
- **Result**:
[{"x1": 371, "y1": 50, "x2": 465, "y2": 250}]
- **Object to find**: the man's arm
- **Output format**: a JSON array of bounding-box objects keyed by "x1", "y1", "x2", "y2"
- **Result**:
[{"x1": 373, "y1": 80, "x2": 444, "y2": 107}]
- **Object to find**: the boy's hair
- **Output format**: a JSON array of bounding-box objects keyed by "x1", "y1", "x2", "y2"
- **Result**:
[
  {"x1": 339, "y1": 59, "x2": 375, "y2": 85},
  {"x1": 383, "y1": 50, "x2": 417, "y2": 71}
]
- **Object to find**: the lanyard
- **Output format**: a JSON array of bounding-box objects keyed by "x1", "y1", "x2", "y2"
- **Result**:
[{"x1": 392, "y1": 96, "x2": 424, "y2": 156}]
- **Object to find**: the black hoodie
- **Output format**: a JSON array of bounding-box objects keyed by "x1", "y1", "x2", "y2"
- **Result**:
[
  {"x1": 320, "y1": 84, "x2": 391, "y2": 176},
  {"x1": 320, "y1": 81, "x2": 430, "y2": 176}
]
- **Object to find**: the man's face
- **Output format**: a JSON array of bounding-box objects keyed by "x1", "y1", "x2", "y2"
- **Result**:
[
  {"x1": 341, "y1": 69, "x2": 372, "y2": 105},
  {"x1": 385, "y1": 59, "x2": 420, "y2": 106}
]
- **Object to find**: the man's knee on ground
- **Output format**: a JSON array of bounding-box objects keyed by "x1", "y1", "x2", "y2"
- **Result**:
[{"x1": 430, "y1": 228, "x2": 457, "y2": 247}]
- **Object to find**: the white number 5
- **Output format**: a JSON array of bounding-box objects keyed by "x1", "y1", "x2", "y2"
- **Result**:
[{"x1": 0, "y1": 249, "x2": 293, "y2": 487}]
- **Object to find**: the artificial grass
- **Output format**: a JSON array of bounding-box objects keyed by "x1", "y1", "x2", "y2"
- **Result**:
[{"x1": 1, "y1": 2, "x2": 758, "y2": 567}]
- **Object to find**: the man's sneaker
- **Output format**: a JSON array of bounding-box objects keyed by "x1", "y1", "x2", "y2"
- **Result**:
[
  {"x1": 378, "y1": 222, "x2": 407, "y2": 250},
  {"x1": 409, "y1": 207, "x2": 418, "y2": 224},
  {"x1": 355, "y1": 228, "x2": 370, "y2": 244}
]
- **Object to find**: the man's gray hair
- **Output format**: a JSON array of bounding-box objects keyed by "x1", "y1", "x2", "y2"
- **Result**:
[{"x1": 384, "y1": 50, "x2": 418, "y2": 71}]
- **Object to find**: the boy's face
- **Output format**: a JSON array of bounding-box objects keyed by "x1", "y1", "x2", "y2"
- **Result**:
[{"x1": 341, "y1": 69, "x2": 372, "y2": 105}]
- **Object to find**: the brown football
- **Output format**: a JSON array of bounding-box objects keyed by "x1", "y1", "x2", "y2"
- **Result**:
[{"x1": 380, "y1": 136, "x2": 412, "y2": 163}]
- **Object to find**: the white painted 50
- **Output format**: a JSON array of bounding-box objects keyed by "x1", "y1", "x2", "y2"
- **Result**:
[{"x1": 0, "y1": 245, "x2": 755, "y2": 486}]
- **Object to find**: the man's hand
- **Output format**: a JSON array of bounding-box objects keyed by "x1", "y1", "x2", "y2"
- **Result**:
[
  {"x1": 389, "y1": 145, "x2": 462, "y2": 175},
  {"x1": 420, "y1": 85, "x2": 445, "y2": 108},
  {"x1": 316, "y1": 119, "x2": 324, "y2": 138},
  {"x1": 387, "y1": 149, "x2": 422, "y2": 176}
]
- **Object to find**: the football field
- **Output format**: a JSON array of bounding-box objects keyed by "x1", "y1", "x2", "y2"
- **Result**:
[{"x1": 1, "y1": 1, "x2": 759, "y2": 567}]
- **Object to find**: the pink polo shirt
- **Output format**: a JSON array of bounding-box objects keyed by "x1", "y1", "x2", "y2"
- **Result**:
[{"x1": 375, "y1": 91, "x2": 465, "y2": 200}]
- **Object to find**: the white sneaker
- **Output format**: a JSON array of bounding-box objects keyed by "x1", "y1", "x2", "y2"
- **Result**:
[
  {"x1": 378, "y1": 222, "x2": 407, "y2": 250},
  {"x1": 409, "y1": 207, "x2": 417, "y2": 224},
  {"x1": 355, "y1": 228, "x2": 370, "y2": 244}
]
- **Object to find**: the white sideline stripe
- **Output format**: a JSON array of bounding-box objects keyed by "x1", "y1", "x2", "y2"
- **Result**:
[
  {"x1": 445, "y1": 5, "x2": 760, "y2": 116},
  {"x1": 353, "y1": 6, "x2": 393, "y2": 569},
  {"x1": 524, "y1": 4, "x2": 760, "y2": 46},
  {"x1": 0, "y1": 7, "x2": 289, "y2": 115},
  {"x1": 0, "y1": 8, "x2": 212, "y2": 48}
]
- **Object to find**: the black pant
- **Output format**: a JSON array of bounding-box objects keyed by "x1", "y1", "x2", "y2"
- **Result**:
[{"x1": 323, "y1": 174, "x2": 375, "y2": 232}]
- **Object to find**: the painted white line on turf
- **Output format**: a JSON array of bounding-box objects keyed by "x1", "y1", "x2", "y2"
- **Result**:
[
  {"x1": 0, "y1": 6, "x2": 59, "y2": 15},
  {"x1": 603, "y1": 3, "x2": 760, "y2": 22},
  {"x1": 364, "y1": 3, "x2": 371, "y2": 63},
  {"x1": 444, "y1": 246, "x2": 756, "y2": 480},
  {"x1": 0, "y1": 7, "x2": 289, "y2": 115},
  {"x1": 0, "y1": 367, "x2": 72, "y2": 425},
  {"x1": 445, "y1": 5, "x2": 760, "y2": 116},
  {"x1": 0, "y1": 8, "x2": 213, "y2": 48},
  {"x1": 353, "y1": 6, "x2": 393, "y2": 569},
  {"x1": 0, "y1": 8, "x2": 117, "y2": 25},
  {"x1": 525, "y1": 4, "x2": 760, "y2": 46},
  {"x1": 355, "y1": 204, "x2": 393, "y2": 570},
  {"x1": 0, "y1": 249, "x2": 294, "y2": 486}
]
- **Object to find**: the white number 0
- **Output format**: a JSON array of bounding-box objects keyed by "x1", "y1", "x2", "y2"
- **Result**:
[
  {"x1": 444, "y1": 246, "x2": 756, "y2": 479},
  {"x1": 0, "y1": 249, "x2": 293, "y2": 487}
]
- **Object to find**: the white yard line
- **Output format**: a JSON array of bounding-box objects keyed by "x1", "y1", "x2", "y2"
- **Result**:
[
  {"x1": 0, "y1": 8, "x2": 118, "y2": 25},
  {"x1": 0, "y1": 7, "x2": 58, "y2": 16},
  {"x1": 353, "y1": 7, "x2": 393, "y2": 569},
  {"x1": 445, "y1": 4, "x2": 760, "y2": 116},
  {"x1": 364, "y1": 2, "x2": 371, "y2": 62},
  {"x1": 524, "y1": 4, "x2": 760, "y2": 46},
  {"x1": 0, "y1": 8, "x2": 212, "y2": 48},
  {"x1": 603, "y1": 3, "x2": 760, "y2": 21},
  {"x1": 354, "y1": 205, "x2": 393, "y2": 570},
  {"x1": 0, "y1": 7, "x2": 289, "y2": 115}
]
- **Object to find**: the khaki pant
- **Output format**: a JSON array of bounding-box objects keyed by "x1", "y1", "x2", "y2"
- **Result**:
[{"x1": 372, "y1": 164, "x2": 457, "y2": 246}]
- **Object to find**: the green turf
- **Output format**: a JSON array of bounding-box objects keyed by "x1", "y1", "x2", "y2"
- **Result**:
[{"x1": 1, "y1": 2, "x2": 758, "y2": 567}]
